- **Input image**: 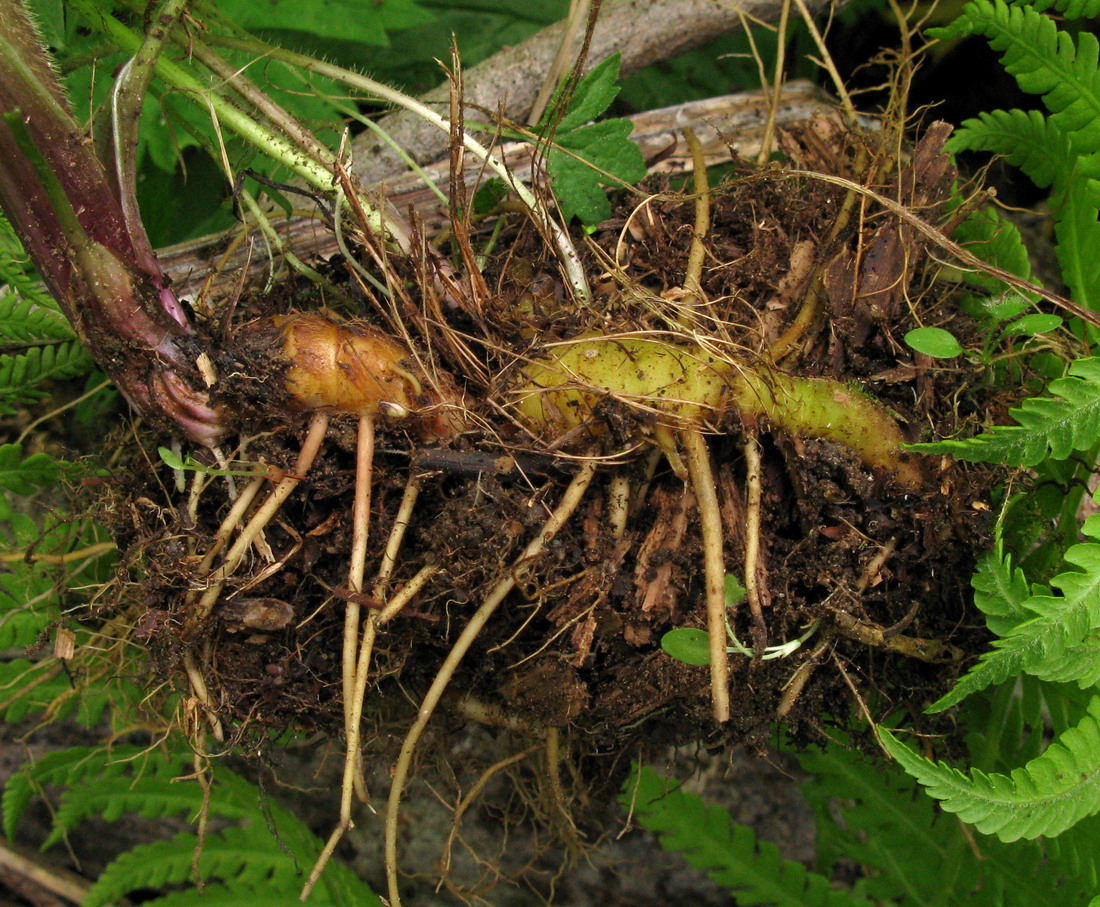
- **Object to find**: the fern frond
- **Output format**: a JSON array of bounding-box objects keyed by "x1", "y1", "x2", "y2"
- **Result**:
[
  {"x1": 3, "y1": 745, "x2": 188, "y2": 839},
  {"x1": 882, "y1": 697, "x2": 1100, "y2": 841},
  {"x1": 44, "y1": 773, "x2": 255, "y2": 848},
  {"x1": 1042, "y1": 810, "x2": 1100, "y2": 890},
  {"x1": 971, "y1": 542, "x2": 1036, "y2": 635},
  {"x1": 1026, "y1": 0, "x2": 1100, "y2": 20},
  {"x1": 948, "y1": 108, "x2": 1074, "y2": 188},
  {"x1": 936, "y1": 0, "x2": 1100, "y2": 142},
  {"x1": 85, "y1": 819, "x2": 381, "y2": 907},
  {"x1": 797, "y1": 739, "x2": 969, "y2": 901},
  {"x1": 1051, "y1": 154, "x2": 1100, "y2": 307},
  {"x1": 622, "y1": 764, "x2": 869, "y2": 906},
  {"x1": 0, "y1": 291, "x2": 72, "y2": 345},
  {"x1": 910, "y1": 357, "x2": 1100, "y2": 466},
  {"x1": 141, "y1": 879, "x2": 339, "y2": 906},
  {"x1": 0, "y1": 341, "x2": 95, "y2": 403},
  {"x1": 0, "y1": 444, "x2": 61, "y2": 495},
  {"x1": 84, "y1": 826, "x2": 300, "y2": 907},
  {"x1": 930, "y1": 520, "x2": 1100, "y2": 709},
  {"x1": 951, "y1": 203, "x2": 1037, "y2": 323},
  {"x1": 797, "y1": 735, "x2": 1060, "y2": 904},
  {"x1": 944, "y1": 110, "x2": 1100, "y2": 307},
  {"x1": 0, "y1": 220, "x2": 93, "y2": 402}
]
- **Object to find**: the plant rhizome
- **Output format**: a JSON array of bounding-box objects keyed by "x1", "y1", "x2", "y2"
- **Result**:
[{"x1": 89, "y1": 107, "x2": 997, "y2": 883}]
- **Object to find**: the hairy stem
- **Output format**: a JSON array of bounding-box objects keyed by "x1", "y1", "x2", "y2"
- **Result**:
[{"x1": 0, "y1": 0, "x2": 223, "y2": 443}]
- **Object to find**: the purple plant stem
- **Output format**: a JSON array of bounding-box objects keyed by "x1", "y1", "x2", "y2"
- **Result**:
[{"x1": 0, "y1": 0, "x2": 225, "y2": 445}]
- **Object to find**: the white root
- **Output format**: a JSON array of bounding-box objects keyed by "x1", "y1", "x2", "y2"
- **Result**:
[
  {"x1": 383, "y1": 461, "x2": 597, "y2": 907},
  {"x1": 187, "y1": 413, "x2": 330, "y2": 634},
  {"x1": 342, "y1": 416, "x2": 375, "y2": 743},
  {"x1": 681, "y1": 430, "x2": 731, "y2": 723}
]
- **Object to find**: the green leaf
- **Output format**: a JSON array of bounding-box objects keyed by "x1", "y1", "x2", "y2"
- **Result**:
[
  {"x1": 621, "y1": 764, "x2": 868, "y2": 905},
  {"x1": 929, "y1": 525, "x2": 1100, "y2": 709},
  {"x1": 157, "y1": 446, "x2": 185, "y2": 471},
  {"x1": 724, "y1": 573, "x2": 747, "y2": 606},
  {"x1": 472, "y1": 177, "x2": 508, "y2": 215},
  {"x1": 0, "y1": 444, "x2": 59, "y2": 494},
  {"x1": 904, "y1": 327, "x2": 964, "y2": 358},
  {"x1": 882, "y1": 698, "x2": 1100, "y2": 841},
  {"x1": 214, "y1": 0, "x2": 433, "y2": 47},
  {"x1": 660, "y1": 628, "x2": 712, "y2": 666},
  {"x1": 548, "y1": 118, "x2": 646, "y2": 224},
  {"x1": 1001, "y1": 313, "x2": 1063, "y2": 337},
  {"x1": 971, "y1": 542, "x2": 1035, "y2": 636},
  {"x1": 533, "y1": 54, "x2": 646, "y2": 225},
  {"x1": 542, "y1": 54, "x2": 623, "y2": 133},
  {"x1": 797, "y1": 731, "x2": 1061, "y2": 904},
  {"x1": 933, "y1": 0, "x2": 1100, "y2": 142},
  {"x1": 910, "y1": 357, "x2": 1100, "y2": 466}
]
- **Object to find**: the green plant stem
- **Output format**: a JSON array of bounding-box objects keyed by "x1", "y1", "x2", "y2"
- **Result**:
[
  {"x1": 109, "y1": 0, "x2": 191, "y2": 248},
  {"x1": 66, "y1": 0, "x2": 389, "y2": 242},
  {"x1": 205, "y1": 34, "x2": 592, "y2": 303},
  {"x1": 0, "y1": 0, "x2": 223, "y2": 444}
]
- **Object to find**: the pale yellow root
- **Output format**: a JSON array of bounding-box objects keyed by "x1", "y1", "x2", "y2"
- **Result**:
[
  {"x1": 374, "y1": 476, "x2": 422, "y2": 594},
  {"x1": 182, "y1": 649, "x2": 224, "y2": 743},
  {"x1": 188, "y1": 413, "x2": 330, "y2": 634},
  {"x1": 742, "y1": 433, "x2": 768, "y2": 653},
  {"x1": 190, "y1": 748, "x2": 212, "y2": 886},
  {"x1": 608, "y1": 473, "x2": 631, "y2": 540},
  {"x1": 682, "y1": 127, "x2": 712, "y2": 314},
  {"x1": 194, "y1": 474, "x2": 266, "y2": 575},
  {"x1": 680, "y1": 430, "x2": 731, "y2": 723},
  {"x1": 305, "y1": 417, "x2": 375, "y2": 901},
  {"x1": 342, "y1": 417, "x2": 375, "y2": 739},
  {"x1": 437, "y1": 744, "x2": 541, "y2": 887},
  {"x1": 384, "y1": 462, "x2": 597, "y2": 907},
  {"x1": 301, "y1": 564, "x2": 438, "y2": 901},
  {"x1": 776, "y1": 633, "x2": 833, "y2": 719}
]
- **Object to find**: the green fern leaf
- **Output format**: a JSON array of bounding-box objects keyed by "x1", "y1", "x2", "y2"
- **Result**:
[
  {"x1": 0, "y1": 444, "x2": 59, "y2": 494},
  {"x1": 1052, "y1": 156, "x2": 1100, "y2": 308},
  {"x1": 84, "y1": 826, "x2": 292, "y2": 907},
  {"x1": 141, "y1": 879, "x2": 340, "y2": 906},
  {"x1": 44, "y1": 774, "x2": 255, "y2": 848},
  {"x1": 0, "y1": 293, "x2": 73, "y2": 345},
  {"x1": 910, "y1": 357, "x2": 1100, "y2": 466},
  {"x1": 944, "y1": 110, "x2": 1100, "y2": 307},
  {"x1": 85, "y1": 822, "x2": 382, "y2": 907},
  {"x1": 882, "y1": 697, "x2": 1100, "y2": 841},
  {"x1": 1030, "y1": 635, "x2": 1100, "y2": 685},
  {"x1": 935, "y1": 0, "x2": 1100, "y2": 141},
  {"x1": 1042, "y1": 810, "x2": 1100, "y2": 891},
  {"x1": 797, "y1": 734, "x2": 1060, "y2": 904},
  {"x1": 948, "y1": 108, "x2": 1074, "y2": 188},
  {"x1": 1025, "y1": 0, "x2": 1100, "y2": 21},
  {"x1": 0, "y1": 218, "x2": 93, "y2": 402},
  {"x1": 0, "y1": 342, "x2": 96, "y2": 404},
  {"x1": 971, "y1": 542, "x2": 1035, "y2": 635},
  {"x1": 930, "y1": 522, "x2": 1100, "y2": 709},
  {"x1": 952, "y1": 202, "x2": 1036, "y2": 312},
  {"x1": 3, "y1": 745, "x2": 189, "y2": 840},
  {"x1": 621, "y1": 764, "x2": 868, "y2": 906}
]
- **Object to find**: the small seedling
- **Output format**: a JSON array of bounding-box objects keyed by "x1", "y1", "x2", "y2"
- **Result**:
[
  {"x1": 904, "y1": 326, "x2": 964, "y2": 358},
  {"x1": 660, "y1": 573, "x2": 818, "y2": 665},
  {"x1": 157, "y1": 446, "x2": 266, "y2": 478}
]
